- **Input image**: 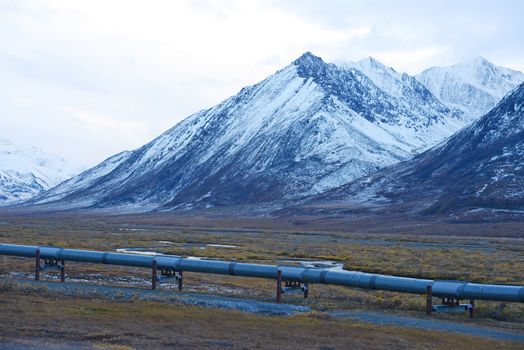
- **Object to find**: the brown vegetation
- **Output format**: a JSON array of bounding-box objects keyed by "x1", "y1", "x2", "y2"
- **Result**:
[
  {"x1": 0, "y1": 212, "x2": 523, "y2": 348},
  {"x1": 0, "y1": 283, "x2": 521, "y2": 350}
]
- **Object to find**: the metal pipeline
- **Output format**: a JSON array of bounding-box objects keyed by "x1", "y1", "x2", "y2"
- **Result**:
[{"x1": 1, "y1": 243, "x2": 523, "y2": 303}]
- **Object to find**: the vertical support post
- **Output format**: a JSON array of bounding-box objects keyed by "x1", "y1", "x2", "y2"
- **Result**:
[
  {"x1": 276, "y1": 269, "x2": 282, "y2": 303},
  {"x1": 60, "y1": 259, "x2": 65, "y2": 282},
  {"x1": 469, "y1": 299, "x2": 475, "y2": 319},
  {"x1": 151, "y1": 260, "x2": 157, "y2": 290},
  {"x1": 426, "y1": 285, "x2": 433, "y2": 315},
  {"x1": 178, "y1": 271, "x2": 183, "y2": 291},
  {"x1": 35, "y1": 249, "x2": 40, "y2": 281},
  {"x1": 304, "y1": 283, "x2": 309, "y2": 299}
]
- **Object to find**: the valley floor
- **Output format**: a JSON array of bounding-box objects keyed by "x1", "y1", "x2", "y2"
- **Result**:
[{"x1": 0, "y1": 211, "x2": 523, "y2": 348}]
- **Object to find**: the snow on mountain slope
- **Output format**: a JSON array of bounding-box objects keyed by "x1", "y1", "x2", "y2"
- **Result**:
[
  {"x1": 0, "y1": 169, "x2": 41, "y2": 203},
  {"x1": 341, "y1": 57, "x2": 461, "y2": 117},
  {"x1": 339, "y1": 56, "x2": 467, "y2": 151},
  {"x1": 0, "y1": 139, "x2": 81, "y2": 204},
  {"x1": 416, "y1": 57, "x2": 524, "y2": 122},
  {"x1": 33, "y1": 151, "x2": 132, "y2": 206},
  {"x1": 314, "y1": 82, "x2": 524, "y2": 213},
  {"x1": 29, "y1": 53, "x2": 470, "y2": 211}
]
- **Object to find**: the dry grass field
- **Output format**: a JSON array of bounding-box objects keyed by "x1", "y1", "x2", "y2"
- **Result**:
[
  {"x1": 0, "y1": 282, "x2": 522, "y2": 350},
  {"x1": 0, "y1": 211, "x2": 523, "y2": 348}
]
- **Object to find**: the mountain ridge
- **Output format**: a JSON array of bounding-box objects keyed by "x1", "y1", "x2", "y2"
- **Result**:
[{"x1": 21, "y1": 53, "x2": 524, "y2": 213}]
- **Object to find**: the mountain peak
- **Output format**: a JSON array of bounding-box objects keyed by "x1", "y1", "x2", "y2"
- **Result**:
[
  {"x1": 359, "y1": 56, "x2": 387, "y2": 69},
  {"x1": 352, "y1": 56, "x2": 400, "y2": 77},
  {"x1": 455, "y1": 56, "x2": 493, "y2": 69},
  {"x1": 292, "y1": 52, "x2": 325, "y2": 68},
  {"x1": 471, "y1": 56, "x2": 490, "y2": 65}
]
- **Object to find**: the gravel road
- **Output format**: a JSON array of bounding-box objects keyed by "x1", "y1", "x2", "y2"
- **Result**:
[{"x1": 331, "y1": 310, "x2": 524, "y2": 343}]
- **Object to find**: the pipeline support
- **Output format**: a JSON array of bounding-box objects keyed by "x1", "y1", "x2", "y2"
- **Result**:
[
  {"x1": 60, "y1": 260, "x2": 65, "y2": 282},
  {"x1": 178, "y1": 271, "x2": 183, "y2": 291},
  {"x1": 426, "y1": 285, "x2": 432, "y2": 315},
  {"x1": 35, "y1": 248, "x2": 40, "y2": 281},
  {"x1": 152, "y1": 260, "x2": 158, "y2": 290},
  {"x1": 276, "y1": 270, "x2": 282, "y2": 303}
]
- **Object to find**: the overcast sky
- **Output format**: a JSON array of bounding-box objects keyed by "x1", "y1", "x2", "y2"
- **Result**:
[{"x1": 1, "y1": 0, "x2": 523, "y2": 168}]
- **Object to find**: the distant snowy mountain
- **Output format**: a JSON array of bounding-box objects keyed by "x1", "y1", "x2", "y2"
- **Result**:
[
  {"x1": 312, "y1": 82, "x2": 524, "y2": 213},
  {"x1": 416, "y1": 57, "x2": 524, "y2": 122},
  {"x1": 30, "y1": 53, "x2": 467, "y2": 212},
  {"x1": 0, "y1": 139, "x2": 80, "y2": 204}
]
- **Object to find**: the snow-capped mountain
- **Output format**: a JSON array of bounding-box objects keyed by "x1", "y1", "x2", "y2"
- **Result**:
[
  {"x1": 0, "y1": 139, "x2": 81, "y2": 204},
  {"x1": 29, "y1": 53, "x2": 466, "y2": 211},
  {"x1": 416, "y1": 57, "x2": 524, "y2": 122},
  {"x1": 313, "y1": 82, "x2": 524, "y2": 213}
]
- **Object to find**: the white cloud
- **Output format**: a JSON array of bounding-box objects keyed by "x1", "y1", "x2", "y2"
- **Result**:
[{"x1": 63, "y1": 107, "x2": 146, "y2": 140}]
